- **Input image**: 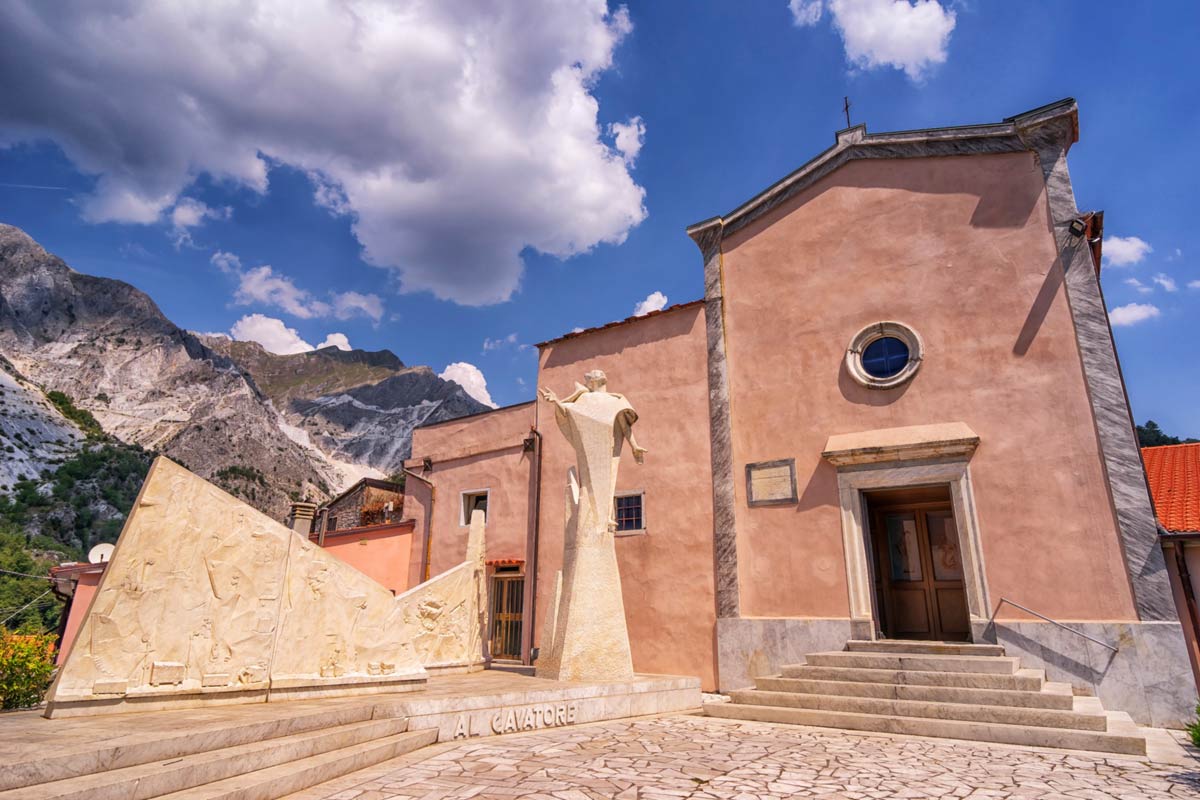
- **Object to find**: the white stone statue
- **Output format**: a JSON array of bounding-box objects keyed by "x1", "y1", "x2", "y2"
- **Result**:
[{"x1": 535, "y1": 369, "x2": 645, "y2": 681}]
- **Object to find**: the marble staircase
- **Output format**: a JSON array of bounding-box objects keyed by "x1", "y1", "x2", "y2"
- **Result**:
[
  {"x1": 0, "y1": 698, "x2": 436, "y2": 800},
  {"x1": 705, "y1": 640, "x2": 1148, "y2": 755}
]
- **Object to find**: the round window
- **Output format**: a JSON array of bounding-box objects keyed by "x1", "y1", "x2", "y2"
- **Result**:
[
  {"x1": 861, "y1": 336, "x2": 910, "y2": 379},
  {"x1": 846, "y1": 322, "x2": 924, "y2": 389}
]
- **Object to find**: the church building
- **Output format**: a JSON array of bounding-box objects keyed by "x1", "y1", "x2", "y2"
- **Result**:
[{"x1": 401, "y1": 99, "x2": 1194, "y2": 728}]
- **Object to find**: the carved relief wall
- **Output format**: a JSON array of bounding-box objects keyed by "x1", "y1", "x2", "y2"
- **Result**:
[{"x1": 45, "y1": 457, "x2": 488, "y2": 717}]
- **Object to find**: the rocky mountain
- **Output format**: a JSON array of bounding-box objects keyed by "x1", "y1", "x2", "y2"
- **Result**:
[
  {"x1": 0, "y1": 357, "x2": 83, "y2": 490},
  {"x1": 200, "y1": 339, "x2": 487, "y2": 474},
  {"x1": 0, "y1": 224, "x2": 489, "y2": 520}
]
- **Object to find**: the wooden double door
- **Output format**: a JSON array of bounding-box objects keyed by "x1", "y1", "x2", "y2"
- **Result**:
[{"x1": 870, "y1": 500, "x2": 969, "y2": 642}]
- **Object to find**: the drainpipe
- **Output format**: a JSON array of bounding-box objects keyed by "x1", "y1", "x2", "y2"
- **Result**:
[
  {"x1": 404, "y1": 468, "x2": 436, "y2": 582},
  {"x1": 521, "y1": 427, "x2": 543, "y2": 666}
]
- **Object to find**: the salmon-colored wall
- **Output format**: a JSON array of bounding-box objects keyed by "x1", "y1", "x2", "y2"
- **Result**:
[
  {"x1": 537, "y1": 303, "x2": 717, "y2": 689},
  {"x1": 406, "y1": 403, "x2": 536, "y2": 578},
  {"x1": 56, "y1": 570, "x2": 102, "y2": 665},
  {"x1": 316, "y1": 523, "x2": 415, "y2": 595},
  {"x1": 720, "y1": 152, "x2": 1136, "y2": 622}
]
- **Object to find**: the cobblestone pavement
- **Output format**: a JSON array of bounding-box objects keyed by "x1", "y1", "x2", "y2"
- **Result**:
[{"x1": 307, "y1": 715, "x2": 1200, "y2": 800}]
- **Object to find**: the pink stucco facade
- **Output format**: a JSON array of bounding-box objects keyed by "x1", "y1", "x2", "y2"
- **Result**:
[
  {"x1": 405, "y1": 402, "x2": 536, "y2": 582},
  {"x1": 536, "y1": 303, "x2": 716, "y2": 689},
  {"x1": 400, "y1": 101, "x2": 1192, "y2": 724},
  {"x1": 719, "y1": 152, "x2": 1135, "y2": 623},
  {"x1": 314, "y1": 521, "x2": 415, "y2": 595}
]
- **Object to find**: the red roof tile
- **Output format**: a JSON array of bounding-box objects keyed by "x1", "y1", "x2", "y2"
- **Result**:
[{"x1": 1142, "y1": 443, "x2": 1200, "y2": 533}]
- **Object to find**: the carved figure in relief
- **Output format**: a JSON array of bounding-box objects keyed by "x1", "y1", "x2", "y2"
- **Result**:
[{"x1": 536, "y1": 369, "x2": 643, "y2": 681}]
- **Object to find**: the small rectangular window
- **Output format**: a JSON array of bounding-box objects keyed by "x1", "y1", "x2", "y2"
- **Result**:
[
  {"x1": 614, "y1": 493, "x2": 644, "y2": 533},
  {"x1": 461, "y1": 490, "x2": 489, "y2": 526}
]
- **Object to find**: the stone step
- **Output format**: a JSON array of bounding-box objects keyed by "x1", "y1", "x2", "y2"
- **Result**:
[
  {"x1": 754, "y1": 676, "x2": 1074, "y2": 710},
  {"x1": 1, "y1": 717, "x2": 414, "y2": 800},
  {"x1": 781, "y1": 665, "x2": 1045, "y2": 692},
  {"x1": 0, "y1": 700, "x2": 408, "y2": 793},
  {"x1": 153, "y1": 729, "x2": 437, "y2": 800},
  {"x1": 845, "y1": 640, "x2": 1005, "y2": 657},
  {"x1": 804, "y1": 652, "x2": 1020, "y2": 675},
  {"x1": 704, "y1": 702, "x2": 1146, "y2": 756},
  {"x1": 729, "y1": 689, "x2": 1107, "y2": 731}
]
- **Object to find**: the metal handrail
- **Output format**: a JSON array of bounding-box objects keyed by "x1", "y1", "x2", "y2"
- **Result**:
[{"x1": 991, "y1": 597, "x2": 1118, "y2": 654}]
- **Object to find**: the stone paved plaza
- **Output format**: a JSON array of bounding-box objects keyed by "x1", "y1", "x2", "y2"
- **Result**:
[{"x1": 294, "y1": 715, "x2": 1200, "y2": 800}]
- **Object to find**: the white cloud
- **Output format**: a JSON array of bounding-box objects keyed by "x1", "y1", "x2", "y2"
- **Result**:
[
  {"x1": 1152, "y1": 273, "x2": 1178, "y2": 292},
  {"x1": 168, "y1": 197, "x2": 230, "y2": 247},
  {"x1": 317, "y1": 332, "x2": 352, "y2": 351},
  {"x1": 439, "y1": 362, "x2": 497, "y2": 407},
  {"x1": 230, "y1": 314, "x2": 314, "y2": 354},
  {"x1": 609, "y1": 116, "x2": 645, "y2": 165},
  {"x1": 1108, "y1": 303, "x2": 1161, "y2": 327},
  {"x1": 195, "y1": 330, "x2": 231, "y2": 340},
  {"x1": 633, "y1": 290, "x2": 668, "y2": 316},
  {"x1": 0, "y1": 1, "x2": 646, "y2": 306},
  {"x1": 1189, "y1": 279, "x2": 1200, "y2": 290},
  {"x1": 788, "y1": 0, "x2": 825, "y2": 26},
  {"x1": 1168, "y1": 248, "x2": 1182, "y2": 262},
  {"x1": 1124, "y1": 278, "x2": 1153, "y2": 295},
  {"x1": 1104, "y1": 235, "x2": 1152, "y2": 267},
  {"x1": 236, "y1": 265, "x2": 330, "y2": 319},
  {"x1": 790, "y1": 0, "x2": 956, "y2": 81},
  {"x1": 212, "y1": 251, "x2": 383, "y2": 321},
  {"x1": 331, "y1": 291, "x2": 384, "y2": 322},
  {"x1": 484, "y1": 333, "x2": 520, "y2": 351}
]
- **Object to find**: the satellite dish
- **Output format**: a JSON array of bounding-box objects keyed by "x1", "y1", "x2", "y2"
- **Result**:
[{"x1": 88, "y1": 543, "x2": 115, "y2": 564}]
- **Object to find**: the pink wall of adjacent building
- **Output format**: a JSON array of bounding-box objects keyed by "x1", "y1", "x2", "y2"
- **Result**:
[
  {"x1": 536, "y1": 302, "x2": 717, "y2": 689},
  {"x1": 405, "y1": 402, "x2": 536, "y2": 581},
  {"x1": 313, "y1": 521, "x2": 416, "y2": 595},
  {"x1": 54, "y1": 567, "x2": 102, "y2": 665},
  {"x1": 718, "y1": 152, "x2": 1137, "y2": 623}
]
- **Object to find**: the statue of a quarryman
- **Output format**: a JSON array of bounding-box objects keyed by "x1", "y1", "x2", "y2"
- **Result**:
[{"x1": 535, "y1": 369, "x2": 645, "y2": 681}]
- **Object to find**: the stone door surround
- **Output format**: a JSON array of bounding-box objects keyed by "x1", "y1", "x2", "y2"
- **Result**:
[{"x1": 822, "y1": 422, "x2": 988, "y2": 642}]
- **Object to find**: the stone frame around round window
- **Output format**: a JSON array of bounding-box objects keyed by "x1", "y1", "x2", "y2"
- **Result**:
[{"x1": 845, "y1": 321, "x2": 924, "y2": 390}]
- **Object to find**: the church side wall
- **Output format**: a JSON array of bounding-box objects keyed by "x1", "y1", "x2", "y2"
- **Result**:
[{"x1": 537, "y1": 304, "x2": 717, "y2": 690}]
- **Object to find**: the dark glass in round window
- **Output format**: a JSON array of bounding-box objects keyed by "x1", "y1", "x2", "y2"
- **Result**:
[{"x1": 861, "y1": 336, "x2": 910, "y2": 379}]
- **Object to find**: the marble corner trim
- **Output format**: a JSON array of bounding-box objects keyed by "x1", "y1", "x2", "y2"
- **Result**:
[
  {"x1": 695, "y1": 236, "x2": 740, "y2": 620},
  {"x1": 715, "y1": 617, "x2": 854, "y2": 692},
  {"x1": 977, "y1": 619, "x2": 1194, "y2": 728},
  {"x1": 1016, "y1": 114, "x2": 1175, "y2": 622}
]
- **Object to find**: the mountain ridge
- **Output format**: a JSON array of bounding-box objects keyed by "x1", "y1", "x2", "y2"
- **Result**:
[{"x1": 0, "y1": 223, "x2": 488, "y2": 519}]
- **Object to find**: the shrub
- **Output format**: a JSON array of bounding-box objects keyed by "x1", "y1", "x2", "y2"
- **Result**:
[
  {"x1": 1188, "y1": 702, "x2": 1200, "y2": 748},
  {"x1": 0, "y1": 630, "x2": 56, "y2": 709}
]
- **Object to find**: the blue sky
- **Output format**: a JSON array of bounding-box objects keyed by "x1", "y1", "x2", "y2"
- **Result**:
[{"x1": 1, "y1": 1, "x2": 1197, "y2": 435}]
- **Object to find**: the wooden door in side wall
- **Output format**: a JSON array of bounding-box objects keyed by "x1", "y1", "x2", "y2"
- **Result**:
[{"x1": 872, "y1": 503, "x2": 969, "y2": 641}]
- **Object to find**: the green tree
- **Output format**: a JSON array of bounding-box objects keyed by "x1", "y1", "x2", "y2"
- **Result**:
[
  {"x1": 0, "y1": 527, "x2": 62, "y2": 633},
  {"x1": 1138, "y1": 420, "x2": 1200, "y2": 448}
]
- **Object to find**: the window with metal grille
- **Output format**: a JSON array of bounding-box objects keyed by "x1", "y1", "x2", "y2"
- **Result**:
[{"x1": 614, "y1": 493, "x2": 644, "y2": 532}]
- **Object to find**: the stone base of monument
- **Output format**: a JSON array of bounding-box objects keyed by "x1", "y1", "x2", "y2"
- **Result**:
[
  {"x1": 43, "y1": 672, "x2": 431, "y2": 719},
  {"x1": 397, "y1": 672, "x2": 702, "y2": 741},
  {"x1": 2, "y1": 671, "x2": 701, "y2": 800}
]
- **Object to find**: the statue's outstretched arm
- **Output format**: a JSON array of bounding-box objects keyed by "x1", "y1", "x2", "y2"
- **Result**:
[{"x1": 539, "y1": 383, "x2": 588, "y2": 411}]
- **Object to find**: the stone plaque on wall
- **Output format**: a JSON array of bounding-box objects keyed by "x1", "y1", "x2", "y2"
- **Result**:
[{"x1": 746, "y1": 459, "x2": 797, "y2": 506}]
